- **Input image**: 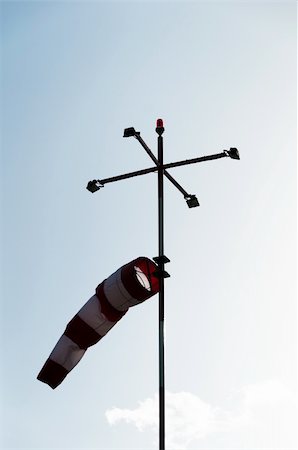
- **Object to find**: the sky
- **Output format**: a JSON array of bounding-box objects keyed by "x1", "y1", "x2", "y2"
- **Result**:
[{"x1": 1, "y1": 1, "x2": 297, "y2": 450}]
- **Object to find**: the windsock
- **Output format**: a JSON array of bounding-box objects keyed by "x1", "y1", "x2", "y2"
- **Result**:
[{"x1": 37, "y1": 257, "x2": 159, "y2": 389}]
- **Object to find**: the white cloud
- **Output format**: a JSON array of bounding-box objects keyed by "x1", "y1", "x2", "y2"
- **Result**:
[
  {"x1": 106, "y1": 391, "x2": 222, "y2": 449},
  {"x1": 105, "y1": 380, "x2": 296, "y2": 450},
  {"x1": 106, "y1": 395, "x2": 158, "y2": 432},
  {"x1": 240, "y1": 379, "x2": 293, "y2": 408}
]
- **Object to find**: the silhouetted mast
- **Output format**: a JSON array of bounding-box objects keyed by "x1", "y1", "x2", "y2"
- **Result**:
[{"x1": 87, "y1": 119, "x2": 239, "y2": 450}]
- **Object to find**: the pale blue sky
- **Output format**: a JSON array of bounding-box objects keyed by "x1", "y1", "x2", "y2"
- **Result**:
[{"x1": 1, "y1": 2, "x2": 296, "y2": 449}]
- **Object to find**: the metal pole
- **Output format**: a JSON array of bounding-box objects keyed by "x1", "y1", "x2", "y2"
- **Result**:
[{"x1": 156, "y1": 120, "x2": 165, "y2": 450}]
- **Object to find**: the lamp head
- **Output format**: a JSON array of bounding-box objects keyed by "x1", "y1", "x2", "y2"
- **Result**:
[
  {"x1": 225, "y1": 148, "x2": 240, "y2": 160},
  {"x1": 86, "y1": 180, "x2": 103, "y2": 193},
  {"x1": 185, "y1": 195, "x2": 200, "y2": 208},
  {"x1": 123, "y1": 127, "x2": 137, "y2": 138}
]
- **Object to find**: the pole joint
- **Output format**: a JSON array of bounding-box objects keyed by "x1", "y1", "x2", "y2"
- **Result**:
[
  {"x1": 153, "y1": 255, "x2": 170, "y2": 264},
  {"x1": 153, "y1": 255, "x2": 170, "y2": 279}
]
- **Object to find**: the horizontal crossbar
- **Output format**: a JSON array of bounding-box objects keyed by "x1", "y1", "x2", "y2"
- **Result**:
[{"x1": 96, "y1": 152, "x2": 228, "y2": 186}]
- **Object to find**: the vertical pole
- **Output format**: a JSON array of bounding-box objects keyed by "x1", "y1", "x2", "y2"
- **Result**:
[{"x1": 156, "y1": 119, "x2": 165, "y2": 450}]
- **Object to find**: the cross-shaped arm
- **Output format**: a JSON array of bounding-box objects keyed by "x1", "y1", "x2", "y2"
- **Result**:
[
  {"x1": 86, "y1": 126, "x2": 239, "y2": 209},
  {"x1": 133, "y1": 131, "x2": 197, "y2": 204}
]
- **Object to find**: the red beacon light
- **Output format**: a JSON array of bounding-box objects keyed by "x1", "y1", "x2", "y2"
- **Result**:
[{"x1": 156, "y1": 118, "x2": 164, "y2": 135}]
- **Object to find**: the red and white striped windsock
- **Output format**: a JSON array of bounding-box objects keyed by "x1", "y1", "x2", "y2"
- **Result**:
[{"x1": 37, "y1": 257, "x2": 159, "y2": 389}]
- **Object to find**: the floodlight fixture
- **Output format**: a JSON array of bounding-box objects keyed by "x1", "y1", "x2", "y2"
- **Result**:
[
  {"x1": 185, "y1": 194, "x2": 200, "y2": 208},
  {"x1": 123, "y1": 127, "x2": 138, "y2": 138},
  {"x1": 224, "y1": 148, "x2": 240, "y2": 160},
  {"x1": 86, "y1": 180, "x2": 103, "y2": 193}
]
